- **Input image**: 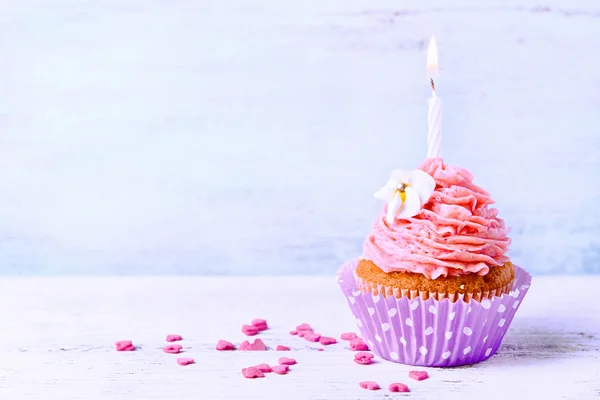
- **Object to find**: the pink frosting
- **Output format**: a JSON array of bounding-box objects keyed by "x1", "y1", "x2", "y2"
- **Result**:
[{"x1": 362, "y1": 158, "x2": 510, "y2": 279}]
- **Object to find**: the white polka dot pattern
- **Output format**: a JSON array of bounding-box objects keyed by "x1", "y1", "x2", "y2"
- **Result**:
[{"x1": 337, "y1": 260, "x2": 531, "y2": 367}]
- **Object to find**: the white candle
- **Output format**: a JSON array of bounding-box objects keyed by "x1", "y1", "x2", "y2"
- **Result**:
[
  {"x1": 427, "y1": 88, "x2": 442, "y2": 158},
  {"x1": 426, "y1": 36, "x2": 442, "y2": 159}
]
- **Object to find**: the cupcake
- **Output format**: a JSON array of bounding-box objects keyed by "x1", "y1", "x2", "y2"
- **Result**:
[{"x1": 337, "y1": 158, "x2": 531, "y2": 367}]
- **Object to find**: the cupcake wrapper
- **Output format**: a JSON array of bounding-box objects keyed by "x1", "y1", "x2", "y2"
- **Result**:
[{"x1": 337, "y1": 259, "x2": 531, "y2": 367}]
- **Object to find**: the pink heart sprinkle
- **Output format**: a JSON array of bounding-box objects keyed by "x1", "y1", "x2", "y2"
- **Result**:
[
  {"x1": 242, "y1": 367, "x2": 265, "y2": 378},
  {"x1": 349, "y1": 338, "x2": 369, "y2": 351},
  {"x1": 409, "y1": 370, "x2": 429, "y2": 381},
  {"x1": 276, "y1": 345, "x2": 291, "y2": 351},
  {"x1": 354, "y1": 352, "x2": 374, "y2": 365},
  {"x1": 166, "y1": 334, "x2": 182, "y2": 342},
  {"x1": 317, "y1": 348, "x2": 324, "y2": 351},
  {"x1": 278, "y1": 357, "x2": 297, "y2": 365},
  {"x1": 163, "y1": 344, "x2": 183, "y2": 354},
  {"x1": 251, "y1": 319, "x2": 268, "y2": 331},
  {"x1": 239, "y1": 339, "x2": 267, "y2": 351},
  {"x1": 359, "y1": 381, "x2": 380, "y2": 390},
  {"x1": 341, "y1": 332, "x2": 358, "y2": 341},
  {"x1": 296, "y1": 323, "x2": 313, "y2": 331},
  {"x1": 216, "y1": 340, "x2": 235, "y2": 351},
  {"x1": 177, "y1": 357, "x2": 194, "y2": 366},
  {"x1": 271, "y1": 364, "x2": 289, "y2": 375},
  {"x1": 319, "y1": 336, "x2": 337, "y2": 345},
  {"x1": 304, "y1": 333, "x2": 321, "y2": 342},
  {"x1": 239, "y1": 341, "x2": 250, "y2": 350},
  {"x1": 242, "y1": 324, "x2": 259, "y2": 336},
  {"x1": 289, "y1": 330, "x2": 298, "y2": 335},
  {"x1": 389, "y1": 383, "x2": 410, "y2": 392},
  {"x1": 253, "y1": 363, "x2": 273, "y2": 373},
  {"x1": 115, "y1": 341, "x2": 135, "y2": 351}
]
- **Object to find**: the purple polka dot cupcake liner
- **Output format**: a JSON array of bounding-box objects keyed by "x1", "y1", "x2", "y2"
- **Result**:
[{"x1": 337, "y1": 259, "x2": 531, "y2": 367}]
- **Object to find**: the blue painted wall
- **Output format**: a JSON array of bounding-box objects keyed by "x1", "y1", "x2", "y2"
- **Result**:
[{"x1": 1, "y1": 0, "x2": 598, "y2": 275}]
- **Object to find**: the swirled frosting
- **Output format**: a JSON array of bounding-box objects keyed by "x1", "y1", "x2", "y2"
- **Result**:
[{"x1": 362, "y1": 158, "x2": 510, "y2": 279}]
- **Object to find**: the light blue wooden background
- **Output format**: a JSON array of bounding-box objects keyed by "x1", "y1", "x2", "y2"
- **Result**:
[{"x1": 0, "y1": 0, "x2": 598, "y2": 275}]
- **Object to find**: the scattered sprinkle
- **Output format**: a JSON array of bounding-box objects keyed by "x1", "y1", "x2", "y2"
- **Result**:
[
  {"x1": 341, "y1": 332, "x2": 358, "y2": 341},
  {"x1": 349, "y1": 338, "x2": 369, "y2": 351},
  {"x1": 304, "y1": 333, "x2": 321, "y2": 342},
  {"x1": 239, "y1": 339, "x2": 267, "y2": 351},
  {"x1": 251, "y1": 319, "x2": 269, "y2": 331},
  {"x1": 254, "y1": 363, "x2": 273, "y2": 373},
  {"x1": 115, "y1": 340, "x2": 135, "y2": 351},
  {"x1": 163, "y1": 344, "x2": 183, "y2": 354},
  {"x1": 176, "y1": 357, "x2": 194, "y2": 366},
  {"x1": 166, "y1": 334, "x2": 182, "y2": 342},
  {"x1": 242, "y1": 324, "x2": 259, "y2": 336},
  {"x1": 242, "y1": 367, "x2": 265, "y2": 378},
  {"x1": 317, "y1": 348, "x2": 324, "y2": 351},
  {"x1": 216, "y1": 340, "x2": 235, "y2": 351},
  {"x1": 409, "y1": 370, "x2": 429, "y2": 381},
  {"x1": 272, "y1": 365, "x2": 289, "y2": 375},
  {"x1": 276, "y1": 345, "x2": 291, "y2": 351},
  {"x1": 354, "y1": 352, "x2": 375, "y2": 365},
  {"x1": 359, "y1": 381, "x2": 380, "y2": 390},
  {"x1": 389, "y1": 383, "x2": 410, "y2": 392},
  {"x1": 319, "y1": 336, "x2": 337, "y2": 345},
  {"x1": 289, "y1": 330, "x2": 298, "y2": 335},
  {"x1": 296, "y1": 323, "x2": 313, "y2": 332},
  {"x1": 278, "y1": 357, "x2": 297, "y2": 365}
]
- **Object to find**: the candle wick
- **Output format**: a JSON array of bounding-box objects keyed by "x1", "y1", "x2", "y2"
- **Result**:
[{"x1": 430, "y1": 78, "x2": 436, "y2": 93}]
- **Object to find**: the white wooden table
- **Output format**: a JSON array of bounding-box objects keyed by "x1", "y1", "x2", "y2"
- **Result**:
[{"x1": 1, "y1": 276, "x2": 599, "y2": 399}]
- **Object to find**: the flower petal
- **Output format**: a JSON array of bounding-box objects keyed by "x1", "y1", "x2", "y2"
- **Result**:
[
  {"x1": 390, "y1": 169, "x2": 410, "y2": 183},
  {"x1": 386, "y1": 191, "x2": 402, "y2": 224},
  {"x1": 374, "y1": 181, "x2": 396, "y2": 202},
  {"x1": 408, "y1": 169, "x2": 436, "y2": 204},
  {"x1": 396, "y1": 187, "x2": 422, "y2": 219}
]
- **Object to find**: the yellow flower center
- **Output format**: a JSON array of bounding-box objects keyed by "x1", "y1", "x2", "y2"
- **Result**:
[{"x1": 395, "y1": 182, "x2": 409, "y2": 203}]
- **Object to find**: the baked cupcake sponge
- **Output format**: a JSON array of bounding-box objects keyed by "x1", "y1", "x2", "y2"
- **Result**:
[{"x1": 356, "y1": 259, "x2": 514, "y2": 302}]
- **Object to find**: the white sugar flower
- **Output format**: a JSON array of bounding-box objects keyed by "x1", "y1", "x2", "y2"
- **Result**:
[{"x1": 374, "y1": 169, "x2": 436, "y2": 223}]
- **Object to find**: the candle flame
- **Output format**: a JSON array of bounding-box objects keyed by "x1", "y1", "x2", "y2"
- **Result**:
[{"x1": 426, "y1": 36, "x2": 439, "y2": 78}]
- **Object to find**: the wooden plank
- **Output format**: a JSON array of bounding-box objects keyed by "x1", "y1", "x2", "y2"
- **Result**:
[{"x1": 1, "y1": 276, "x2": 599, "y2": 399}]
